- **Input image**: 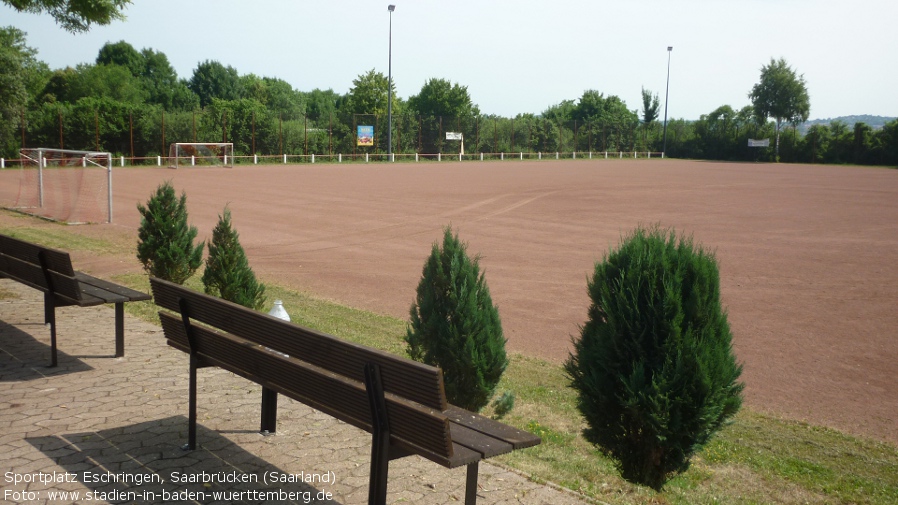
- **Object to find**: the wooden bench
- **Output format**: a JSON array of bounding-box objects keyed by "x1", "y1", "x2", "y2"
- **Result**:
[
  {"x1": 0, "y1": 233, "x2": 151, "y2": 367},
  {"x1": 150, "y1": 277, "x2": 541, "y2": 505}
]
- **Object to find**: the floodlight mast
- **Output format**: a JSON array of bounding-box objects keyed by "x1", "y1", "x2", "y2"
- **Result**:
[
  {"x1": 387, "y1": 4, "x2": 395, "y2": 160},
  {"x1": 662, "y1": 46, "x2": 673, "y2": 158}
]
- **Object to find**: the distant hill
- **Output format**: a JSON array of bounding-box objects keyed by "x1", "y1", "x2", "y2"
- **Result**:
[{"x1": 798, "y1": 115, "x2": 896, "y2": 134}]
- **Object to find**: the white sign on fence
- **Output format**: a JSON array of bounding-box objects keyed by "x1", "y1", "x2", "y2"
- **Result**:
[
  {"x1": 748, "y1": 138, "x2": 770, "y2": 147},
  {"x1": 446, "y1": 132, "x2": 464, "y2": 156}
]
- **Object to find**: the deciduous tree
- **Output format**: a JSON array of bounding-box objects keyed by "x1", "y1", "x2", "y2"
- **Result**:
[
  {"x1": 3, "y1": 0, "x2": 130, "y2": 32},
  {"x1": 189, "y1": 60, "x2": 242, "y2": 108},
  {"x1": 347, "y1": 69, "x2": 396, "y2": 116},
  {"x1": 0, "y1": 26, "x2": 48, "y2": 156},
  {"x1": 408, "y1": 78, "x2": 478, "y2": 119},
  {"x1": 749, "y1": 58, "x2": 810, "y2": 160},
  {"x1": 641, "y1": 87, "x2": 660, "y2": 125}
]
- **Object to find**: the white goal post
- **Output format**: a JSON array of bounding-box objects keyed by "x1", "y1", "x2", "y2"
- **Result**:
[
  {"x1": 168, "y1": 143, "x2": 234, "y2": 168},
  {"x1": 13, "y1": 148, "x2": 113, "y2": 224}
]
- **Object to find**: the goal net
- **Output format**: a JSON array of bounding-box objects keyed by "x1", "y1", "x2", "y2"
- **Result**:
[
  {"x1": 0, "y1": 148, "x2": 113, "y2": 224},
  {"x1": 168, "y1": 143, "x2": 234, "y2": 168}
]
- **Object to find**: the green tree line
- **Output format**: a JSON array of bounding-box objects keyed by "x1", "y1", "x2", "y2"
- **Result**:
[{"x1": 2, "y1": 28, "x2": 896, "y2": 166}]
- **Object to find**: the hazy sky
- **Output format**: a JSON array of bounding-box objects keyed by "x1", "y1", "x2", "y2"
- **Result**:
[{"x1": 3, "y1": 0, "x2": 896, "y2": 120}]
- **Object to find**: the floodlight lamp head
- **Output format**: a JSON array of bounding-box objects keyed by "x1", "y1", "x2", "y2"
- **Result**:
[
  {"x1": 388, "y1": 5, "x2": 395, "y2": 12},
  {"x1": 668, "y1": 46, "x2": 673, "y2": 51}
]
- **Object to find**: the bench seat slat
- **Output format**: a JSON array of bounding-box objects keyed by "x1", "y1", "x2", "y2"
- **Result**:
[
  {"x1": 74, "y1": 282, "x2": 129, "y2": 304},
  {"x1": 449, "y1": 423, "x2": 514, "y2": 458},
  {"x1": 74, "y1": 272, "x2": 152, "y2": 301},
  {"x1": 446, "y1": 442, "x2": 485, "y2": 468},
  {"x1": 151, "y1": 278, "x2": 447, "y2": 411},
  {"x1": 445, "y1": 406, "x2": 542, "y2": 450}
]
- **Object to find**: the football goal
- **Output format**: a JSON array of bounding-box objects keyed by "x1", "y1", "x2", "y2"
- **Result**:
[
  {"x1": 1, "y1": 148, "x2": 113, "y2": 224},
  {"x1": 168, "y1": 143, "x2": 234, "y2": 168}
]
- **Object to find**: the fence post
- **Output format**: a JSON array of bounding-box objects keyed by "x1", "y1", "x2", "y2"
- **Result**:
[
  {"x1": 605, "y1": 151, "x2": 608, "y2": 159},
  {"x1": 556, "y1": 152, "x2": 559, "y2": 160},
  {"x1": 284, "y1": 154, "x2": 287, "y2": 164},
  {"x1": 480, "y1": 152, "x2": 483, "y2": 161},
  {"x1": 157, "y1": 156, "x2": 161, "y2": 166},
  {"x1": 438, "y1": 153, "x2": 441, "y2": 162},
  {"x1": 120, "y1": 156, "x2": 124, "y2": 167},
  {"x1": 520, "y1": 152, "x2": 523, "y2": 160},
  {"x1": 573, "y1": 151, "x2": 576, "y2": 160},
  {"x1": 500, "y1": 152, "x2": 504, "y2": 161},
  {"x1": 416, "y1": 153, "x2": 419, "y2": 162},
  {"x1": 366, "y1": 153, "x2": 369, "y2": 163},
  {"x1": 339, "y1": 153, "x2": 342, "y2": 163},
  {"x1": 311, "y1": 154, "x2": 315, "y2": 164},
  {"x1": 1, "y1": 158, "x2": 4, "y2": 168},
  {"x1": 254, "y1": 154, "x2": 258, "y2": 164},
  {"x1": 191, "y1": 156, "x2": 195, "y2": 166},
  {"x1": 539, "y1": 152, "x2": 542, "y2": 160}
]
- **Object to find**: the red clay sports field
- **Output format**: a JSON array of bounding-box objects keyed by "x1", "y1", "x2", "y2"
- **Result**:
[{"x1": 6, "y1": 158, "x2": 897, "y2": 445}]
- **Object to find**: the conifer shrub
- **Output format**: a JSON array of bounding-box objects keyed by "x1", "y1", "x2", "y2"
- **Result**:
[
  {"x1": 490, "y1": 391, "x2": 516, "y2": 419},
  {"x1": 136, "y1": 181, "x2": 204, "y2": 284},
  {"x1": 201, "y1": 207, "x2": 267, "y2": 310},
  {"x1": 565, "y1": 225, "x2": 744, "y2": 490},
  {"x1": 406, "y1": 227, "x2": 508, "y2": 412}
]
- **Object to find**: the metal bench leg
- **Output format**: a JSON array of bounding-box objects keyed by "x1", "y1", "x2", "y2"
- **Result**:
[
  {"x1": 466, "y1": 462, "x2": 479, "y2": 505},
  {"x1": 261, "y1": 387, "x2": 278, "y2": 434},
  {"x1": 44, "y1": 292, "x2": 57, "y2": 368},
  {"x1": 365, "y1": 363, "x2": 390, "y2": 505},
  {"x1": 179, "y1": 297, "x2": 198, "y2": 451},
  {"x1": 185, "y1": 354, "x2": 198, "y2": 450},
  {"x1": 114, "y1": 302, "x2": 125, "y2": 357},
  {"x1": 38, "y1": 252, "x2": 58, "y2": 367}
]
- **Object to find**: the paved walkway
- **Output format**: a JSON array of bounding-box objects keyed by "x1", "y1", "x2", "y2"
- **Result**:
[{"x1": 0, "y1": 280, "x2": 590, "y2": 505}]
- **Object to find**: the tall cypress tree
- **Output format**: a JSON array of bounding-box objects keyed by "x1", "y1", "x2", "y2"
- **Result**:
[
  {"x1": 201, "y1": 206, "x2": 266, "y2": 310},
  {"x1": 406, "y1": 226, "x2": 507, "y2": 412},
  {"x1": 136, "y1": 181, "x2": 203, "y2": 285}
]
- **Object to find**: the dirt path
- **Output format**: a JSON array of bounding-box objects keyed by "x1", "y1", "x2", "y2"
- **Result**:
[{"x1": 4, "y1": 159, "x2": 896, "y2": 445}]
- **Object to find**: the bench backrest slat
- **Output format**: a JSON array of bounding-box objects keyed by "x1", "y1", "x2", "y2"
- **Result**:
[
  {"x1": 150, "y1": 277, "x2": 448, "y2": 409},
  {"x1": 0, "y1": 235, "x2": 75, "y2": 275},
  {"x1": 0, "y1": 236, "x2": 81, "y2": 301},
  {"x1": 158, "y1": 311, "x2": 455, "y2": 464}
]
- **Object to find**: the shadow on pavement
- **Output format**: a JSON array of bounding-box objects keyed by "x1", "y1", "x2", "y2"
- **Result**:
[
  {"x1": 26, "y1": 416, "x2": 339, "y2": 504},
  {"x1": 0, "y1": 320, "x2": 94, "y2": 380}
]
